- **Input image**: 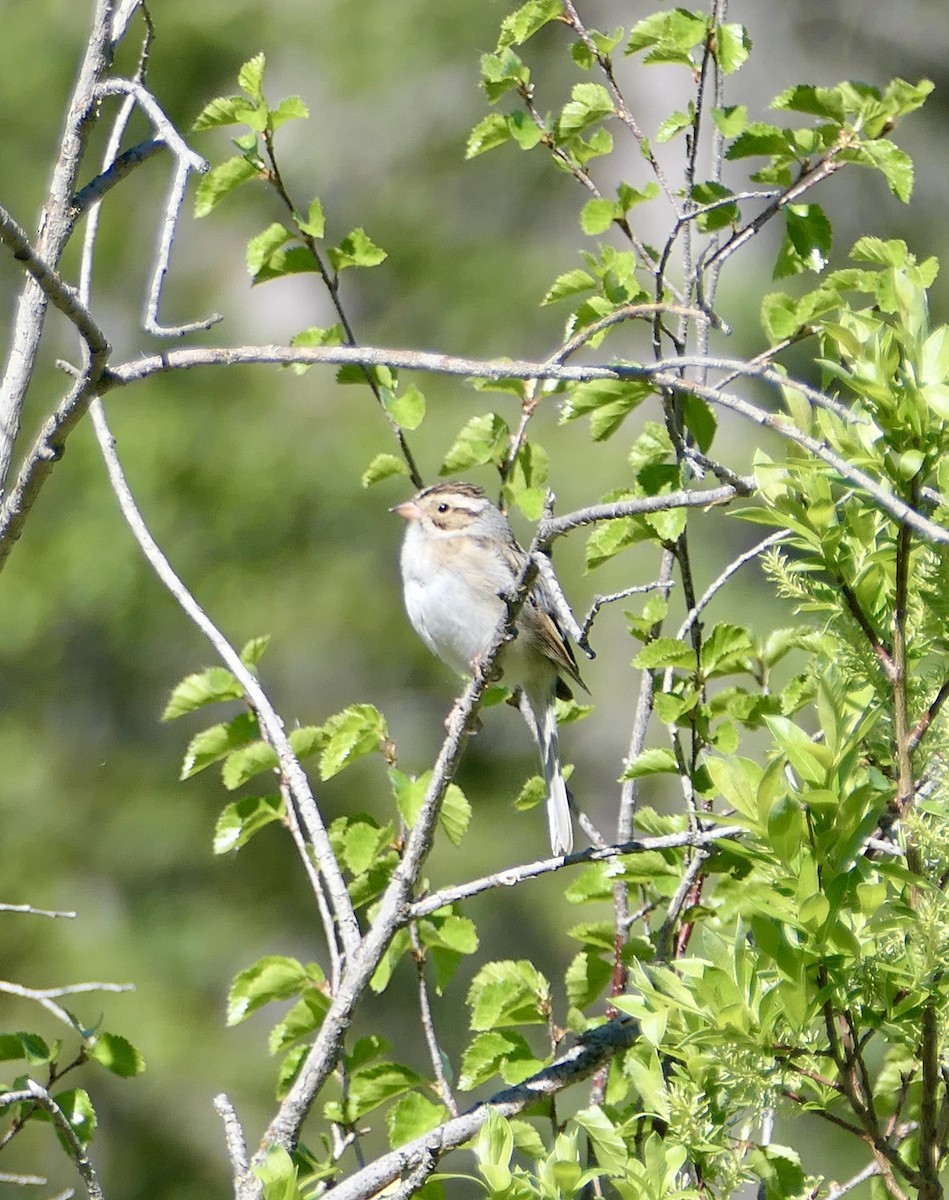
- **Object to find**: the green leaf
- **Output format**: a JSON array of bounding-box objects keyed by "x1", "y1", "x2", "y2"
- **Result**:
[
  {"x1": 542, "y1": 267, "x2": 595, "y2": 304},
  {"x1": 238, "y1": 54, "x2": 266, "y2": 103},
  {"x1": 319, "y1": 704, "x2": 389, "y2": 780},
  {"x1": 580, "y1": 197, "x2": 617, "y2": 235},
  {"x1": 560, "y1": 379, "x2": 652, "y2": 441},
  {"x1": 656, "y1": 109, "x2": 693, "y2": 143},
  {"x1": 466, "y1": 113, "x2": 512, "y2": 158},
  {"x1": 627, "y1": 10, "x2": 709, "y2": 64},
  {"x1": 246, "y1": 223, "x2": 294, "y2": 278},
  {"x1": 222, "y1": 740, "x2": 278, "y2": 790},
  {"x1": 162, "y1": 666, "x2": 244, "y2": 720},
  {"x1": 253, "y1": 1147, "x2": 303, "y2": 1200},
  {"x1": 439, "y1": 413, "x2": 510, "y2": 474},
  {"x1": 192, "y1": 95, "x2": 258, "y2": 132},
  {"x1": 573, "y1": 1106, "x2": 628, "y2": 1173},
  {"x1": 713, "y1": 23, "x2": 751, "y2": 74},
  {"x1": 87, "y1": 1033, "x2": 145, "y2": 1078},
  {"x1": 0, "y1": 1033, "x2": 53, "y2": 1064},
  {"x1": 725, "y1": 122, "x2": 791, "y2": 160},
  {"x1": 774, "y1": 203, "x2": 833, "y2": 278},
  {"x1": 328, "y1": 228, "x2": 387, "y2": 272},
  {"x1": 227, "y1": 955, "x2": 308, "y2": 1025},
  {"x1": 268, "y1": 986, "x2": 330, "y2": 1053},
  {"x1": 347, "y1": 1062, "x2": 420, "y2": 1120},
  {"x1": 288, "y1": 725, "x2": 326, "y2": 760},
  {"x1": 251, "y1": 245, "x2": 318, "y2": 286},
  {"x1": 269, "y1": 96, "x2": 308, "y2": 131},
  {"x1": 214, "y1": 794, "x2": 285, "y2": 854},
  {"x1": 711, "y1": 104, "x2": 748, "y2": 137},
  {"x1": 383, "y1": 384, "x2": 426, "y2": 431},
  {"x1": 621, "y1": 747, "x2": 679, "y2": 779},
  {"x1": 298, "y1": 197, "x2": 325, "y2": 238},
  {"x1": 181, "y1": 711, "x2": 258, "y2": 779},
  {"x1": 565, "y1": 949, "x2": 612, "y2": 1008},
  {"x1": 497, "y1": 0, "x2": 564, "y2": 50},
  {"x1": 851, "y1": 139, "x2": 914, "y2": 203},
  {"x1": 362, "y1": 453, "x2": 410, "y2": 488},
  {"x1": 692, "y1": 181, "x2": 739, "y2": 232},
  {"x1": 194, "y1": 154, "x2": 260, "y2": 218},
  {"x1": 468, "y1": 960, "x2": 550, "y2": 1029},
  {"x1": 559, "y1": 83, "x2": 613, "y2": 136},
  {"x1": 633, "y1": 637, "x2": 696, "y2": 670},
  {"x1": 460, "y1": 1030, "x2": 538, "y2": 1090},
  {"x1": 240, "y1": 636, "x2": 270, "y2": 667},
  {"x1": 51, "y1": 1088, "x2": 96, "y2": 1149},
  {"x1": 386, "y1": 1092, "x2": 448, "y2": 1148}
]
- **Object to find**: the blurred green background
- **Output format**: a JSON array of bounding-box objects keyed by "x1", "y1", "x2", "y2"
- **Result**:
[{"x1": 0, "y1": 0, "x2": 946, "y2": 1195}]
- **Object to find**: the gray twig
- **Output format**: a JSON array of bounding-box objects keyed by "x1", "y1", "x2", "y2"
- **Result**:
[
  {"x1": 213, "y1": 1093, "x2": 249, "y2": 1181},
  {"x1": 23, "y1": 1081, "x2": 103, "y2": 1200},
  {"x1": 408, "y1": 826, "x2": 743, "y2": 920},
  {"x1": 319, "y1": 1015, "x2": 641, "y2": 1200},
  {"x1": 0, "y1": 903, "x2": 76, "y2": 918},
  {"x1": 87, "y1": 399, "x2": 361, "y2": 962}
]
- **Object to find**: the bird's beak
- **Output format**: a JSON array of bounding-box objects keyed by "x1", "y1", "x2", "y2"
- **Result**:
[{"x1": 390, "y1": 499, "x2": 421, "y2": 521}]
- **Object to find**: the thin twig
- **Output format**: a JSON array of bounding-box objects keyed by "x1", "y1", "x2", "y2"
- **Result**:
[
  {"x1": 408, "y1": 922, "x2": 458, "y2": 1117},
  {"x1": 0, "y1": 979, "x2": 134, "y2": 1029},
  {"x1": 408, "y1": 826, "x2": 743, "y2": 920},
  {"x1": 71, "y1": 137, "x2": 165, "y2": 217},
  {"x1": 143, "y1": 156, "x2": 222, "y2": 335},
  {"x1": 0, "y1": 903, "x2": 76, "y2": 918},
  {"x1": 0, "y1": 0, "x2": 114, "y2": 490},
  {"x1": 213, "y1": 1093, "x2": 249, "y2": 1180},
  {"x1": 88, "y1": 400, "x2": 361, "y2": 959},
  {"x1": 579, "y1": 580, "x2": 673, "y2": 651},
  {"x1": 23, "y1": 1081, "x2": 104, "y2": 1200},
  {"x1": 319, "y1": 1015, "x2": 641, "y2": 1200}
]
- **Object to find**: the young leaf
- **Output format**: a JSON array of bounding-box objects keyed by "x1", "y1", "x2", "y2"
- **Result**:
[
  {"x1": 194, "y1": 155, "x2": 260, "y2": 218},
  {"x1": 227, "y1": 955, "x2": 308, "y2": 1025},
  {"x1": 181, "y1": 711, "x2": 259, "y2": 779},
  {"x1": 439, "y1": 413, "x2": 510, "y2": 474},
  {"x1": 319, "y1": 704, "x2": 389, "y2": 780},
  {"x1": 386, "y1": 1092, "x2": 448, "y2": 1148},
  {"x1": 162, "y1": 667, "x2": 244, "y2": 720},
  {"x1": 362, "y1": 453, "x2": 410, "y2": 488},
  {"x1": 214, "y1": 794, "x2": 285, "y2": 855},
  {"x1": 87, "y1": 1033, "x2": 146, "y2": 1078},
  {"x1": 328, "y1": 228, "x2": 387, "y2": 272}
]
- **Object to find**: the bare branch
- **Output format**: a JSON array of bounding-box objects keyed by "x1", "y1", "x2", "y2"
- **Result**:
[
  {"x1": 320, "y1": 1015, "x2": 641, "y2": 1200},
  {"x1": 0, "y1": 0, "x2": 115, "y2": 489},
  {"x1": 87, "y1": 400, "x2": 361, "y2": 960},
  {"x1": 94, "y1": 78, "x2": 207, "y2": 173},
  {"x1": 0, "y1": 978, "x2": 134, "y2": 1029},
  {"x1": 0, "y1": 903, "x2": 76, "y2": 918},
  {"x1": 213, "y1": 1093, "x2": 249, "y2": 1182},
  {"x1": 0, "y1": 205, "x2": 109, "y2": 367},
  {"x1": 408, "y1": 826, "x2": 744, "y2": 920},
  {"x1": 23, "y1": 1081, "x2": 104, "y2": 1200},
  {"x1": 143, "y1": 155, "x2": 222, "y2": 335},
  {"x1": 71, "y1": 137, "x2": 165, "y2": 218}
]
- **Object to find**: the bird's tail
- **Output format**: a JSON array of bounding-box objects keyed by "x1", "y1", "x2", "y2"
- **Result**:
[{"x1": 521, "y1": 689, "x2": 574, "y2": 857}]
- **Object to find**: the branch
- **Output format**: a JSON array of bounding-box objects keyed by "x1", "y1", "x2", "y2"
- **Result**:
[
  {"x1": 71, "y1": 137, "x2": 165, "y2": 217},
  {"x1": 320, "y1": 1015, "x2": 641, "y2": 1200},
  {"x1": 213, "y1": 1093, "x2": 249, "y2": 1183},
  {"x1": 408, "y1": 827, "x2": 743, "y2": 920},
  {"x1": 22, "y1": 1080, "x2": 103, "y2": 1200},
  {"x1": 0, "y1": 978, "x2": 134, "y2": 1029},
  {"x1": 0, "y1": 205, "x2": 109, "y2": 367},
  {"x1": 0, "y1": 0, "x2": 115, "y2": 489},
  {"x1": 87, "y1": 400, "x2": 361, "y2": 960},
  {"x1": 0, "y1": 903, "x2": 76, "y2": 918},
  {"x1": 256, "y1": 547, "x2": 544, "y2": 1160}
]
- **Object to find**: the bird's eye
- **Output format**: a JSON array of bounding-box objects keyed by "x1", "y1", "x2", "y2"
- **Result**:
[{"x1": 437, "y1": 502, "x2": 449, "y2": 514}]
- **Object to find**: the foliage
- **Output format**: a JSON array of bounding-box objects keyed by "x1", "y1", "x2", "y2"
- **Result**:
[{"x1": 2, "y1": 1, "x2": 949, "y2": 1200}]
